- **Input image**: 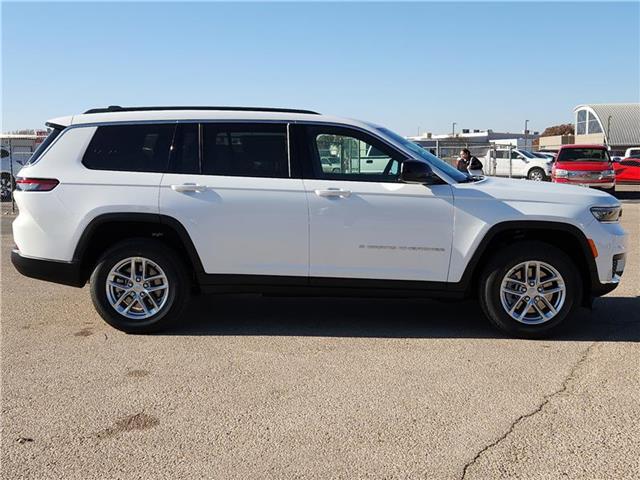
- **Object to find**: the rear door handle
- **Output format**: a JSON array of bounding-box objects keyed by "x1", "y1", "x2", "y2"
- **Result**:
[
  {"x1": 171, "y1": 183, "x2": 207, "y2": 193},
  {"x1": 314, "y1": 188, "x2": 352, "y2": 198}
]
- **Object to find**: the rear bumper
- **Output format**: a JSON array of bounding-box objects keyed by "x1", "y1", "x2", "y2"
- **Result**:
[{"x1": 11, "y1": 249, "x2": 85, "y2": 287}]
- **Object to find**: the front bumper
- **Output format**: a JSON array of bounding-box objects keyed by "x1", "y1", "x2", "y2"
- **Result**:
[{"x1": 11, "y1": 249, "x2": 85, "y2": 287}]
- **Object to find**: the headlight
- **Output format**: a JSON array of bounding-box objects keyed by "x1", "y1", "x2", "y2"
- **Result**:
[
  {"x1": 554, "y1": 169, "x2": 568, "y2": 178},
  {"x1": 590, "y1": 206, "x2": 622, "y2": 222}
]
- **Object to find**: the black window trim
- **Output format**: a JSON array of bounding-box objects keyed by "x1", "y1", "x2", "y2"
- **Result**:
[{"x1": 302, "y1": 123, "x2": 410, "y2": 182}]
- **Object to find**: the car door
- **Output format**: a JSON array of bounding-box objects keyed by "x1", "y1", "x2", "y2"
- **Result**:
[
  {"x1": 301, "y1": 124, "x2": 454, "y2": 282},
  {"x1": 159, "y1": 122, "x2": 309, "y2": 278}
]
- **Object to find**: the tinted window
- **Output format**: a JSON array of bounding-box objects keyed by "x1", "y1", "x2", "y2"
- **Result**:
[
  {"x1": 309, "y1": 127, "x2": 402, "y2": 181},
  {"x1": 202, "y1": 124, "x2": 288, "y2": 178},
  {"x1": 27, "y1": 127, "x2": 62, "y2": 165},
  {"x1": 168, "y1": 124, "x2": 199, "y2": 174},
  {"x1": 557, "y1": 148, "x2": 610, "y2": 162},
  {"x1": 83, "y1": 124, "x2": 174, "y2": 172}
]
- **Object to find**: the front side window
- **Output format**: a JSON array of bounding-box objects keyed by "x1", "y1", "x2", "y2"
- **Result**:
[
  {"x1": 83, "y1": 124, "x2": 174, "y2": 172},
  {"x1": 202, "y1": 123, "x2": 288, "y2": 178},
  {"x1": 309, "y1": 127, "x2": 402, "y2": 181}
]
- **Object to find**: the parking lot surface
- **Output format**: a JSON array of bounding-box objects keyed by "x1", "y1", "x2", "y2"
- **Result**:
[{"x1": 1, "y1": 187, "x2": 639, "y2": 479}]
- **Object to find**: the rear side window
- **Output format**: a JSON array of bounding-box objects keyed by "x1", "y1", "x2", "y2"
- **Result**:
[
  {"x1": 201, "y1": 123, "x2": 288, "y2": 178},
  {"x1": 83, "y1": 124, "x2": 175, "y2": 172}
]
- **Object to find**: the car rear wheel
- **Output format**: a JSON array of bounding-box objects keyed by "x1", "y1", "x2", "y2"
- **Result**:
[
  {"x1": 90, "y1": 239, "x2": 190, "y2": 333},
  {"x1": 479, "y1": 242, "x2": 581, "y2": 338},
  {"x1": 527, "y1": 168, "x2": 546, "y2": 181}
]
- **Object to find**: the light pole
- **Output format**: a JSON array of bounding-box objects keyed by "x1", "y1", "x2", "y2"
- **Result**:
[
  {"x1": 524, "y1": 119, "x2": 529, "y2": 148},
  {"x1": 452, "y1": 122, "x2": 457, "y2": 138}
]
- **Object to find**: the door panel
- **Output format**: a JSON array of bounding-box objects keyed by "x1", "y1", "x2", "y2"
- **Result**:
[
  {"x1": 159, "y1": 122, "x2": 309, "y2": 277},
  {"x1": 160, "y1": 176, "x2": 308, "y2": 276},
  {"x1": 304, "y1": 179, "x2": 454, "y2": 281},
  {"x1": 301, "y1": 125, "x2": 454, "y2": 282}
]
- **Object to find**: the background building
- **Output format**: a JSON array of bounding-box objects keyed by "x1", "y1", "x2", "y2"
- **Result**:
[{"x1": 574, "y1": 103, "x2": 640, "y2": 155}]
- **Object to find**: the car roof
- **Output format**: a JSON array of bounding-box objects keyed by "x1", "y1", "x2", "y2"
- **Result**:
[
  {"x1": 558, "y1": 144, "x2": 608, "y2": 150},
  {"x1": 46, "y1": 107, "x2": 377, "y2": 132}
]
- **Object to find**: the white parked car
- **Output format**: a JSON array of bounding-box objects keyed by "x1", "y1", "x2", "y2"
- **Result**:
[
  {"x1": 485, "y1": 148, "x2": 553, "y2": 181},
  {"x1": 11, "y1": 106, "x2": 627, "y2": 338},
  {"x1": 624, "y1": 147, "x2": 640, "y2": 158}
]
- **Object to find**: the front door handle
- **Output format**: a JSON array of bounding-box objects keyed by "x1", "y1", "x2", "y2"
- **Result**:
[
  {"x1": 314, "y1": 188, "x2": 352, "y2": 198},
  {"x1": 171, "y1": 183, "x2": 207, "y2": 193}
]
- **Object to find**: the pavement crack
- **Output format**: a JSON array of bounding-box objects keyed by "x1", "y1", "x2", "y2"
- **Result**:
[{"x1": 459, "y1": 341, "x2": 597, "y2": 480}]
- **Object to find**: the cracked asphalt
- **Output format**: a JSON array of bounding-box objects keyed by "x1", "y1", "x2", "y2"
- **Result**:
[{"x1": 1, "y1": 187, "x2": 639, "y2": 479}]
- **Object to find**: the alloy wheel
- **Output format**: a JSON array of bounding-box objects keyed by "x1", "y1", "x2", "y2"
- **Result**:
[
  {"x1": 105, "y1": 256, "x2": 169, "y2": 320},
  {"x1": 500, "y1": 261, "x2": 566, "y2": 325}
]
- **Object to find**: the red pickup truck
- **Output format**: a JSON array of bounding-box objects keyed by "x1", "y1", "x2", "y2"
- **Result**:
[{"x1": 551, "y1": 144, "x2": 615, "y2": 193}]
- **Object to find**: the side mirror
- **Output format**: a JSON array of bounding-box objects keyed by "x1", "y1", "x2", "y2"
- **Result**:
[{"x1": 400, "y1": 159, "x2": 438, "y2": 184}]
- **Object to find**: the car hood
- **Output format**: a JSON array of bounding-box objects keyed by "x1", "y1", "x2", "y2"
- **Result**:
[
  {"x1": 456, "y1": 176, "x2": 619, "y2": 206},
  {"x1": 554, "y1": 161, "x2": 611, "y2": 171}
]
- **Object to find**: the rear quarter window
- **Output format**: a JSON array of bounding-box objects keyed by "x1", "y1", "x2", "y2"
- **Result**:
[{"x1": 83, "y1": 124, "x2": 175, "y2": 172}]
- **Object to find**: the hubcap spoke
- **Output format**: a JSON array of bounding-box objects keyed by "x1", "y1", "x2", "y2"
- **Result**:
[
  {"x1": 106, "y1": 256, "x2": 169, "y2": 320},
  {"x1": 500, "y1": 260, "x2": 566, "y2": 325}
]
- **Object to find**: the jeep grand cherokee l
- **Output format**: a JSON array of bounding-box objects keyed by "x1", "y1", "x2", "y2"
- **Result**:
[{"x1": 11, "y1": 106, "x2": 627, "y2": 338}]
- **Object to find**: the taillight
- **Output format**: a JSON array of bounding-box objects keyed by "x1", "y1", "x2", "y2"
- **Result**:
[{"x1": 15, "y1": 178, "x2": 59, "y2": 192}]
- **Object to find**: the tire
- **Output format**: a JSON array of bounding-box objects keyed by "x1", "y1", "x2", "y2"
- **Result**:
[
  {"x1": 527, "y1": 168, "x2": 546, "y2": 182},
  {"x1": 90, "y1": 239, "x2": 190, "y2": 333},
  {"x1": 479, "y1": 241, "x2": 582, "y2": 339},
  {"x1": 1, "y1": 174, "x2": 14, "y2": 201}
]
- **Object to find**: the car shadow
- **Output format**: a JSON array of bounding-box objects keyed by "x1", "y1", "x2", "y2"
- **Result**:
[{"x1": 159, "y1": 294, "x2": 640, "y2": 342}]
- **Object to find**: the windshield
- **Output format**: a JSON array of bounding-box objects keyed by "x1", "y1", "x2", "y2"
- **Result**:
[
  {"x1": 518, "y1": 150, "x2": 536, "y2": 158},
  {"x1": 376, "y1": 127, "x2": 470, "y2": 182},
  {"x1": 556, "y1": 148, "x2": 610, "y2": 162}
]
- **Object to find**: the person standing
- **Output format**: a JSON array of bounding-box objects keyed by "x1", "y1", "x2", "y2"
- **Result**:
[{"x1": 456, "y1": 149, "x2": 484, "y2": 175}]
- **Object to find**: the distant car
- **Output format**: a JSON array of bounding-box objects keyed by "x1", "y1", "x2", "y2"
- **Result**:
[
  {"x1": 1, "y1": 148, "x2": 30, "y2": 201},
  {"x1": 552, "y1": 144, "x2": 615, "y2": 194},
  {"x1": 484, "y1": 148, "x2": 552, "y2": 181},
  {"x1": 624, "y1": 147, "x2": 640, "y2": 159},
  {"x1": 613, "y1": 157, "x2": 640, "y2": 184}
]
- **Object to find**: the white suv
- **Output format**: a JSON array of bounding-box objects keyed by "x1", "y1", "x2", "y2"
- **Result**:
[
  {"x1": 485, "y1": 148, "x2": 553, "y2": 181},
  {"x1": 11, "y1": 106, "x2": 627, "y2": 338}
]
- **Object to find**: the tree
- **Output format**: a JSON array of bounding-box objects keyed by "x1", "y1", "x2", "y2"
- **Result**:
[{"x1": 540, "y1": 124, "x2": 574, "y2": 137}]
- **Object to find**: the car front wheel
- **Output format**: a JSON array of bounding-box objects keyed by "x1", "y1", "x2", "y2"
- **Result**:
[
  {"x1": 90, "y1": 239, "x2": 190, "y2": 333},
  {"x1": 479, "y1": 242, "x2": 582, "y2": 338},
  {"x1": 527, "y1": 168, "x2": 546, "y2": 181}
]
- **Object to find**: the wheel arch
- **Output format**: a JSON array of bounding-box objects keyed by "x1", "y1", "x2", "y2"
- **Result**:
[
  {"x1": 456, "y1": 220, "x2": 598, "y2": 304},
  {"x1": 74, "y1": 213, "x2": 204, "y2": 284}
]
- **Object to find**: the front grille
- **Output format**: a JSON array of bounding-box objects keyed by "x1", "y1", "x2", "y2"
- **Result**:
[{"x1": 567, "y1": 171, "x2": 611, "y2": 181}]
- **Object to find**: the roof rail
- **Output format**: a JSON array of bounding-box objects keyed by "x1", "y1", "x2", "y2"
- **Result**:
[{"x1": 83, "y1": 105, "x2": 320, "y2": 115}]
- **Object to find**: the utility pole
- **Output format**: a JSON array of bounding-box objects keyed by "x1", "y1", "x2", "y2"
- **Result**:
[
  {"x1": 524, "y1": 119, "x2": 529, "y2": 148},
  {"x1": 452, "y1": 122, "x2": 457, "y2": 138}
]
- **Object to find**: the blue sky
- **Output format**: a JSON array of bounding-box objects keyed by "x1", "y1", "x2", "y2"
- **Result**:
[{"x1": 2, "y1": 2, "x2": 639, "y2": 135}]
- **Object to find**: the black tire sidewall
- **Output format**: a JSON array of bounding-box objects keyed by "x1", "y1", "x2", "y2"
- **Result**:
[
  {"x1": 480, "y1": 243, "x2": 581, "y2": 338},
  {"x1": 90, "y1": 240, "x2": 189, "y2": 333},
  {"x1": 528, "y1": 168, "x2": 545, "y2": 181}
]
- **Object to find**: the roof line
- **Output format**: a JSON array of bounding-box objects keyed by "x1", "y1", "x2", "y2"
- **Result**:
[{"x1": 83, "y1": 105, "x2": 320, "y2": 115}]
